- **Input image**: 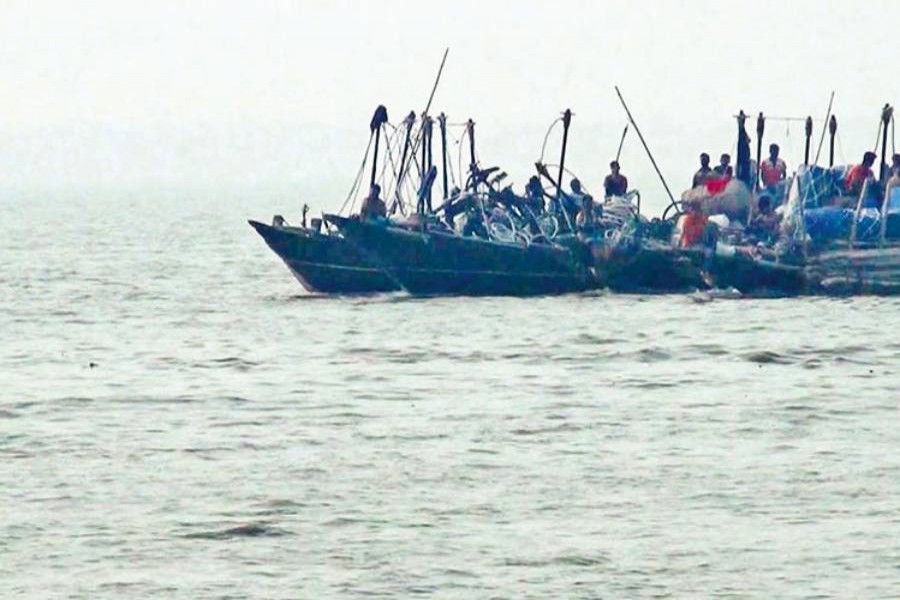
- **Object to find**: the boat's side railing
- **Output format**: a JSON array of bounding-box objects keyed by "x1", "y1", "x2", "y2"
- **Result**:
[
  {"x1": 848, "y1": 178, "x2": 871, "y2": 247},
  {"x1": 626, "y1": 190, "x2": 641, "y2": 217}
]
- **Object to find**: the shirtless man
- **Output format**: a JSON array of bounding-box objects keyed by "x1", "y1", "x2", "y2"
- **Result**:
[
  {"x1": 360, "y1": 184, "x2": 387, "y2": 220},
  {"x1": 692, "y1": 153, "x2": 714, "y2": 188},
  {"x1": 603, "y1": 161, "x2": 628, "y2": 197}
]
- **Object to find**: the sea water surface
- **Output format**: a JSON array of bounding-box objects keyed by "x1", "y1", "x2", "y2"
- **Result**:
[{"x1": 2, "y1": 190, "x2": 898, "y2": 599}]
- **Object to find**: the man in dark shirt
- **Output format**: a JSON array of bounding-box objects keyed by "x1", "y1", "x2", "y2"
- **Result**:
[
  {"x1": 713, "y1": 153, "x2": 733, "y2": 180},
  {"x1": 604, "y1": 161, "x2": 628, "y2": 197},
  {"x1": 692, "y1": 153, "x2": 714, "y2": 188}
]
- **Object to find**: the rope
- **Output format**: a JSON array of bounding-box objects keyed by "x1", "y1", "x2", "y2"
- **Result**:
[
  {"x1": 457, "y1": 125, "x2": 468, "y2": 187},
  {"x1": 872, "y1": 118, "x2": 883, "y2": 153},
  {"x1": 539, "y1": 117, "x2": 563, "y2": 164},
  {"x1": 378, "y1": 123, "x2": 405, "y2": 190},
  {"x1": 541, "y1": 163, "x2": 592, "y2": 196},
  {"x1": 446, "y1": 128, "x2": 461, "y2": 189},
  {"x1": 338, "y1": 132, "x2": 374, "y2": 215}
]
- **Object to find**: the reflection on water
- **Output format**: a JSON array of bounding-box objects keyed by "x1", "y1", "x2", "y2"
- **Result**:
[{"x1": 2, "y1": 191, "x2": 898, "y2": 598}]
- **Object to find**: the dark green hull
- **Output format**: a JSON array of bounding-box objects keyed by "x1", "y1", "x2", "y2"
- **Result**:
[
  {"x1": 249, "y1": 220, "x2": 399, "y2": 294},
  {"x1": 332, "y1": 217, "x2": 592, "y2": 296}
]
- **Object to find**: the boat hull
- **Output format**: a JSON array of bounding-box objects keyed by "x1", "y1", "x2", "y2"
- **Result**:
[
  {"x1": 710, "y1": 253, "x2": 808, "y2": 296},
  {"x1": 249, "y1": 220, "x2": 398, "y2": 294},
  {"x1": 334, "y1": 218, "x2": 592, "y2": 296},
  {"x1": 809, "y1": 245, "x2": 900, "y2": 295},
  {"x1": 594, "y1": 244, "x2": 706, "y2": 293}
]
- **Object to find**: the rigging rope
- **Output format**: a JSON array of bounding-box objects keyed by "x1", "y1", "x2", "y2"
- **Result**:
[
  {"x1": 539, "y1": 117, "x2": 563, "y2": 164},
  {"x1": 377, "y1": 123, "x2": 405, "y2": 190},
  {"x1": 338, "y1": 132, "x2": 374, "y2": 215},
  {"x1": 542, "y1": 163, "x2": 591, "y2": 196},
  {"x1": 872, "y1": 118, "x2": 883, "y2": 153}
]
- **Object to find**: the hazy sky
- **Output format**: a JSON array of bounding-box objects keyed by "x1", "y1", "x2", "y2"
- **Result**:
[{"x1": 2, "y1": 0, "x2": 898, "y2": 210}]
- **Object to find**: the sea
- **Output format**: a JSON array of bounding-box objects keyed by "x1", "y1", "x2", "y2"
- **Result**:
[{"x1": 2, "y1": 188, "x2": 898, "y2": 599}]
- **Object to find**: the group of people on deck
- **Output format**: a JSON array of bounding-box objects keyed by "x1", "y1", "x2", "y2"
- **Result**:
[
  {"x1": 358, "y1": 138, "x2": 900, "y2": 251},
  {"x1": 678, "y1": 141, "x2": 900, "y2": 249},
  {"x1": 691, "y1": 144, "x2": 788, "y2": 192},
  {"x1": 681, "y1": 143, "x2": 789, "y2": 249},
  {"x1": 358, "y1": 158, "x2": 632, "y2": 239}
]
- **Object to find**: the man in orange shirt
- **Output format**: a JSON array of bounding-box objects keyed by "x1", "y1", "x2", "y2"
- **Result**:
[
  {"x1": 679, "y1": 199, "x2": 708, "y2": 248},
  {"x1": 845, "y1": 152, "x2": 877, "y2": 197}
]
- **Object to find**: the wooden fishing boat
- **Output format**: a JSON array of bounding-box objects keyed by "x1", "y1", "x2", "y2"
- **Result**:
[
  {"x1": 249, "y1": 220, "x2": 398, "y2": 294},
  {"x1": 328, "y1": 215, "x2": 593, "y2": 296}
]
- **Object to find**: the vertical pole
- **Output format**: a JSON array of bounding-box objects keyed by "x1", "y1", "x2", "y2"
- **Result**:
[
  {"x1": 420, "y1": 118, "x2": 427, "y2": 177},
  {"x1": 804, "y1": 117, "x2": 813, "y2": 166},
  {"x1": 813, "y1": 91, "x2": 835, "y2": 166},
  {"x1": 755, "y1": 112, "x2": 765, "y2": 192},
  {"x1": 748, "y1": 112, "x2": 764, "y2": 227},
  {"x1": 391, "y1": 111, "x2": 417, "y2": 214},
  {"x1": 880, "y1": 104, "x2": 893, "y2": 182},
  {"x1": 467, "y1": 119, "x2": 476, "y2": 169},
  {"x1": 370, "y1": 127, "x2": 381, "y2": 189},
  {"x1": 829, "y1": 115, "x2": 837, "y2": 168},
  {"x1": 369, "y1": 105, "x2": 388, "y2": 188},
  {"x1": 425, "y1": 116, "x2": 434, "y2": 212},
  {"x1": 555, "y1": 109, "x2": 573, "y2": 230},
  {"x1": 438, "y1": 113, "x2": 448, "y2": 200}
]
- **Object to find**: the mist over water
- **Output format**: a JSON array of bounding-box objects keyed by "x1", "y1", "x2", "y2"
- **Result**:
[{"x1": 2, "y1": 189, "x2": 899, "y2": 598}]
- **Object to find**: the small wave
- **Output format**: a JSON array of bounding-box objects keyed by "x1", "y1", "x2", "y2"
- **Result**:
[
  {"x1": 635, "y1": 348, "x2": 673, "y2": 363},
  {"x1": 510, "y1": 422, "x2": 586, "y2": 436},
  {"x1": 504, "y1": 553, "x2": 610, "y2": 568},
  {"x1": 744, "y1": 350, "x2": 795, "y2": 364},
  {"x1": 685, "y1": 343, "x2": 730, "y2": 356},
  {"x1": 192, "y1": 357, "x2": 260, "y2": 371},
  {"x1": 358, "y1": 432, "x2": 448, "y2": 442},
  {"x1": 574, "y1": 333, "x2": 621, "y2": 345},
  {"x1": 616, "y1": 379, "x2": 682, "y2": 389},
  {"x1": 323, "y1": 516, "x2": 388, "y2": 527},
  {"x1": 182, "y1": 523, "x2": 289, "y2": 540},
  {"x1": 0, "y1": 409, "x2": 20, "y2": 419},
  {"x1": 251, "y1": 499, "x2": 308, "y2": 517}
]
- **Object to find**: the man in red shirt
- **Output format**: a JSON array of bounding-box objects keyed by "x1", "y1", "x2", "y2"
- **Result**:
[
  {"x1": 760, "y1": 144, "x2": 787, "y2": 190},
  {"x1": 845, "y1": 152, "x2": 877, "y2": 196}
]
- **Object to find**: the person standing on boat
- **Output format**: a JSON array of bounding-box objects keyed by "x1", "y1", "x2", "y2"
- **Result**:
[
  {"x1": 845, "y1": 152, "x2": 877, "y2": 197},
  {"x1": 760, "y1": 144, "x2": 787, "y2": 191},
  {"x1": 692, "y1": 153, "x2": 714, "y2": 188},
  {"x1": 525, "y1": 175, "x2": 545, "y2": 214},
  {"x1": 576, "y1": 194, "x2": 598, "y2": 235},
  {"x1": 360, "y1": 184, "x2": 387, "y2": 221},
  {"x1": 562, "y1": 178, "x2": 587, "y2": 216},
  {"x1": 603, "y1": 161, "x2": 628, "y2": 198},
  {"x1": 679, "y1": 199, "x2": 708, "y2": 248},
  {"x1": 713, "y1": 154, "x2": 733, "y2": 181},
  {"x1": 749, "y1": 194, "x2": 781, "y2": 242}
]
